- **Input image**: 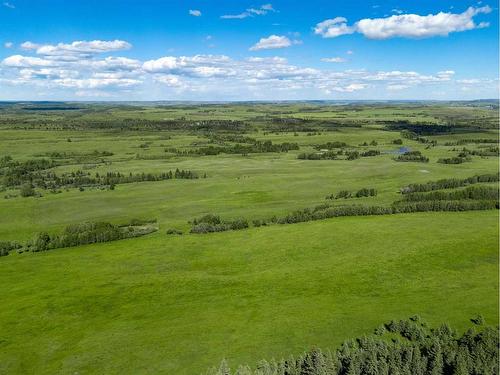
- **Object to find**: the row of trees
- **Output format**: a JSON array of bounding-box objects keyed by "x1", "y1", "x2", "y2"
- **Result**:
[
  {"x1": 298, "y1": 151, "x2": 339, "y2": 160},
  {"x1": 206, "y1": 316, "x2": 499, "y2": 375},
  {"x1": 400, "y1": 130, "x2": 437, "y2": 146},
  {"x1": 457, "y1": 146, "x2": 499, "y2": 157},
  {"x1": 297, "y1": 149, "x2": 380, "y2": 161},
  {"x1": 192, "y1": 197, "x2": 498, "y2": 233},
  {"x1": 326, "y1": 188, "x2": 377, "y2": 200},
  {"x1": 27, "y1": 220, "x2": 158, "y2": 253},
  {"x1": 313, "y1": 142, "x2": 349, "y2": 150},
  {"x1": 0, "y1": 241, "x2": 22, "y2": 256},
  {"x1": 190, "y1": 214, "x2": 249, "y2": 234},
  {"x1": 437, "y1": 156, "x2": 471, "y2": 164},
  {"x1": 394, "y1": 151, "x2": 429, "y2": 163},
  {"x1": 401, "y1": 186, "x2": 499, "y2": 202},
  {"x1": 1, "y1": 156, "x2": 57, "y2": 186},
  {"x1": 9, "y1": 168, "x2": 200, "y2": 193},
  {"x1": 444, "y1": 138, "x2": 499, "y2": 145},
  {"x1": 167, "y1": 141, "x2": 300, "y2": 156},
  {"x1": 400, "y1": 173, "x2": 499, "y2": 194}
]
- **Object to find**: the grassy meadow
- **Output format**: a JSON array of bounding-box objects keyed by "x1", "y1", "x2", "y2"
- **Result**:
[{"x1": 0, "y1": 102, "x2": 498, "y2": 373}]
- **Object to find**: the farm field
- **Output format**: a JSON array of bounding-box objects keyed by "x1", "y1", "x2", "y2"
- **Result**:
[{"x1": 0, "y1": 102, "x2": 498, "y2": 374}]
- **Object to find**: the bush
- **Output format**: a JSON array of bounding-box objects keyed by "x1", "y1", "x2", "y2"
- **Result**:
[
  {"x1": 394, "y1": 150, "x2": 429, "y2": 163},
  {"x1": 19, "y1": 183, "x2": 35, "y2": 197},
  {"x1": 166, "y1": 229, "x2": 183, "y2": 235}
]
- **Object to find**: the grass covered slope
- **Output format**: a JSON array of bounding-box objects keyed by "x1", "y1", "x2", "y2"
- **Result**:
[{"x1": 0, "y1": 211, "x2": 497, "y2": 374}]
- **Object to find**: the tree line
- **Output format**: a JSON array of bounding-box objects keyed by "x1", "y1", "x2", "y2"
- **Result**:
[
  {"x1": 205, "y1": 316, "x2": 498, "y2": 375},
  {"x1": 437, "y1": 156, "x2": 472, "y2": 164},
  {"x1": 190, "y1": 214, "x2": 249, "y2": 234},
  {"x1": 445, "y1": 138, "x2": 499, "y2": 146},
  {"x1": 188, "y1": 198, "x2": 497, "y2": 233},
  {"x1": 400, "y1": 173, "x2": 499, "y2": 194},
  {"x1": 19, "y1": 219, "x2": 158, "y2": 254},
  {"x1": 1, "y1": 158, "x2": 201, "y2": 192},
  {"x1": 394, "y1": 151, "x2": 429, "y2": 163},
  {"x1": 166, "y1": 140, "x2": 299, "y2": 156},
  {"x1": 326, "y1": 188, "x2": 377, "y2": 200},
  {"x1": 400, "y1": 186, "x2": 499, "y2": 202}
]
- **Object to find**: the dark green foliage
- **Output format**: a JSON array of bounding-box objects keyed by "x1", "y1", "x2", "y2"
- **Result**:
[
  {"x1": 456, "y1": 146, "x2": 499, "y2": 157},
  {"x1": 190, "y1": 215, "x2": 249, "y2": 234},
  {"x1": 298, "y1": 151, "x2": 338, "y2": 160},
  {"x1": 326, "y1": 188, "x2": 377, "y2": 200},
  {"x1": 19, "y1": 183, "x2": 35, "y2": 197},
  {"x1": 207, "y1": 318, "x2": 499, "y2": 375},
  {"x1": 392, "y1": 199, "x2": 498, "y2": 213},
  {"x1": 355, "y1": 188, "x2": 377, "y2": 198},
  {"x1": 1, "y1": 158, "x2": 57, "y2": 187},
  {"x1": 169, "y1": 140, "x2": 299, "y2": 156},
  {"x1": 394, "y1": 151, "x2": 429, "y2": 163},
  {"x1": 3, "y1": 164, "x2": 200, "y2": 190},
  {"x1": 400, "y1": 173, "x2": 500, "y2": 194},
  {"x1": 166, "y1": 229, "x2": 183, "y2": 235},
  {"x1": 0, "y1": 241, "x2": 21, "y2": 256},
  {"x1": 26, "y1": 220, "x2": 158, "y2": 253},
  {"x1": 345, "y1": 151, "x2": 360, "y2": 160},
  {"x1": 360, "y1": 150, "x2": 380, "y2": 157},
  {"x1": 438, "y1": 156, "x2": 471, "y2": 164},
  {"x1": 445, "y1": 138, "x2": 499, "y2": 146},
  {"x1": 399, "y1": 130, "x2": 438, "y2": 146},
  {"x1": 314, "y1": 142, "x2": 348, "y2": 150},
  {"x1": 471, "y1": 315, "x2": 485, "y2": 325},
  {"x1": 392, "y1": 139, "x2": 403, "y2": 145},
  {"x1": 401, "y1": 186, "x2": 498, "y2": 202}
]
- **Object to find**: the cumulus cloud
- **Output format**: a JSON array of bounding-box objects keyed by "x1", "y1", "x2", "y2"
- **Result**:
[
  {"x1": 4, "y1": 42, "x2": 13, "y2": 48},
  {"x1": 0, "y1": 38, "x2": 493, "y2": 99},
  {"x1": 1, "y1": 39, "x2": 142, "y2": 92},
  {"x1": 250, "y1": 35, "x2": 298, "y2": 51},
  {"x1": 221, "y1": 4, "x2": 275, "y2": 19},
  {"x1": 20, "y1": 40, "x2": 132, "y2": 58},
  {"x1": 314, "y1": 6, "x2": 492, "y2": 39},
  {"x1": 321, "y1": 57, "x2": 347, "y2": 63},
  {"x1": 189, "y1": 9, "x2": 201, "y2": 17},
  {"x1": 314, "y1": 17, "x2": 355, "y2": 38}
]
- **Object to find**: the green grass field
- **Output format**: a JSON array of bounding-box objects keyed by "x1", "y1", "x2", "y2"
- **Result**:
[
  {"x1": 0, "y1": 102, "x2": 498, "y2": 374},
  {"x1": 0, "y1": 212, "x2": 497, "y2": 374}
]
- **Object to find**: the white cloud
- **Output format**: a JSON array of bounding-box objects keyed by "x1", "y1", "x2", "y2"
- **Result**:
[
  {"x1": 20, "y1": 40, "x2": 131, "y2": 58},
  {"x1": 346, "y1": 50, "x2": 354, "y2": 55},
  {"x1": 4, "y1": 42, "x2": 13, "y2": 49},
  {"x1": 3, "y1": 2, "x2": 14, "y2": 8},
  {"x1": 332, "y1": 83, "x2": 368, "y2": 92},
  {"x1": 314, "y1": 6, "x2": 492, "y2": 39},
  {"x1": 321, "y1": 57, "x2": 347, "y2": 63},
  {"x1": 250, "y1": 35, "x2": 295, "y2": 51},
  {"x1": 20, "y1": 41, "x2": 39, "y2": 50},
  {"x1": 2, "y1": 55, "x2": 57, "y2": 68},
  {"x1": 314, "y1": 17, "x2": 355, "y2": 38},
  {"x1": 221, "y1": 4, "x2": 275, "y2": 19},
  {"x1": 189, "y1": 9, "x2": 201, "y2": 17},
  {"x1": 1, "y1": 39, "x2": 495, "y2": 99}
]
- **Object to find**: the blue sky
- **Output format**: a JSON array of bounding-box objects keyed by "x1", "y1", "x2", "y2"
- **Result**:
[{"x1": 0, "y1": 0, "x2": 498, "y2": 100}]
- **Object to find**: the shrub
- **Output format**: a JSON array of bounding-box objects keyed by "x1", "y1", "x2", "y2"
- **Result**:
[
  {"x1": 19, "y1": 183, "x2": 35, "y2": 197},
  {"x1": 166, "y1": 229, "x2": 183, "y2": 235},
  {"x1": 394, "y1": 150, "x2": 429, "y2": 163}
]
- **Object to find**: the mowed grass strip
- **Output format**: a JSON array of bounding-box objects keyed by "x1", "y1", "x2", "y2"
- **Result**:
[{"x1": 0, "y1": 211, "x2": 497, "y2": 374}]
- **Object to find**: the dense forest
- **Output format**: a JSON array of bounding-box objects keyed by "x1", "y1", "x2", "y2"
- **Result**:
[{"x1": 205, "y1": 317, "x2": 499, "y2": 375}]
